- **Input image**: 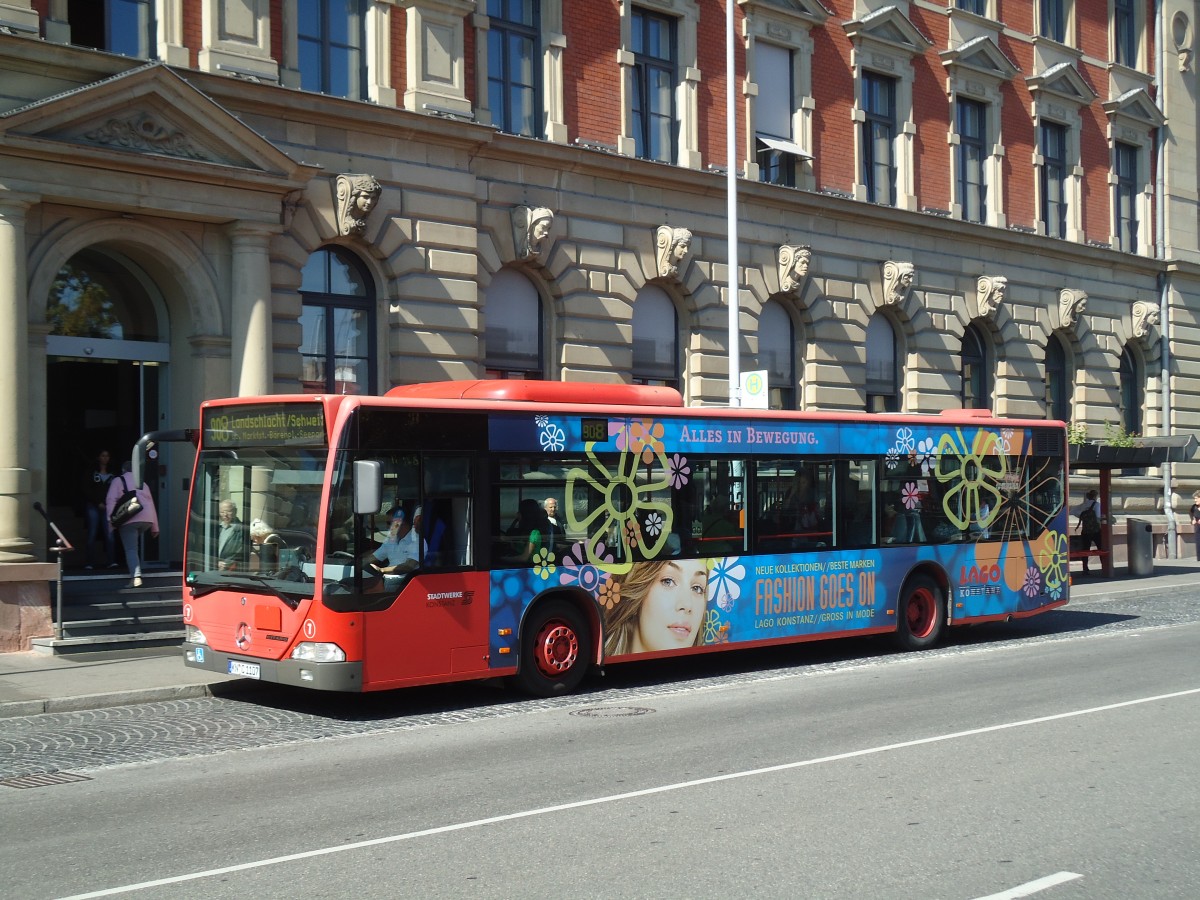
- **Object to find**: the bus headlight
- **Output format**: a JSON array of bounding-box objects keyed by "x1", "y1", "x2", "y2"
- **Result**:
[
  {"x1": 186, "y1": 625, "x2": 208, "y2": 646},
  {"x1": 290, "y1": 642, "x2": 346, "y2": 663}
]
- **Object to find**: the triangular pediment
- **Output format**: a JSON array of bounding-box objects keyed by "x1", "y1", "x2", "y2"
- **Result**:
[
  {"x1": 1027, "y1": 62, "x2": 1096, "y2": 106},
  {"x1": 1103, "y1": 88, "x2": 1166, "y2": 128},
  {"x1": 739, "y1": 0, "x2": 831, "y2": 26},
  {"x1": 0, "y1": 62, "x2": 311, "y2": 182},
  {"x1": 941, "y1": 36, "x2": 1019, "y2": 83},
  {"x1": 844, "y1": 6, "x2": 932, "y2": 57}
]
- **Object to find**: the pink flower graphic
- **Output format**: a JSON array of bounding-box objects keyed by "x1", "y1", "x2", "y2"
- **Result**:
[
  {"x1": 901, "y1": 483, "x2": 921, "y2": 510},
  {"x1": 1022, "y1": 566, "x2": 1042, "y2": 597},
  {"x1": 669, "y1": 454, "x2": 691, "y2": 488}
]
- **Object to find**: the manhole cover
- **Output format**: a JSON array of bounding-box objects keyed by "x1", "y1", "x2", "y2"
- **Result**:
[
  {"x1": 570, "y1": 706, "x2": 655, "y2": 718},
  {"x1": 1, "y1": 771, "x2": 93, "y2": 790}
]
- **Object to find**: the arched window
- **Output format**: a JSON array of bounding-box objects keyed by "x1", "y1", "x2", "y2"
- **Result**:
[
  {"x1": 961, "y1": 322, "x2": 991, "y2": 409},
  {"x1": 866, "y1": 314, "x2": 899, "y2": 412},
  {"x1": 1046, "y1": 335, "x2": 1070, "y2": 422},
  {"x1": 756, "y1": 300, "x2": 796, "y2": 409},
  {"x1": 632, "y1": 285, "x2": 679, "y2": 387},
  {"x1": 299, "y1": 247, "x2": 376, "y2": 394},
  {"x1": 1120, "y1": 344, "x2": 1143, "y2": 435},
  {"x1": 485, "y1": 269, "x2": 544, "y2": 379}
]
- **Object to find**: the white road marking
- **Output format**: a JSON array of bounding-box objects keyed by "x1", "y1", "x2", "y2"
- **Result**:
[
  {"x1": 973, "y1": 871, "x2": 1083, "y2": 899},
  {"x1": 60, "y1": 687, "x2": 1200, "y2": 899}
]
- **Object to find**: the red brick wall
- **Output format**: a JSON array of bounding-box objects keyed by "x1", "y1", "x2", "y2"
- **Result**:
[
  {"x1": 808, "y1": 19, "x2": 854, "y2": 194},
  {"x1": 564, "y1": 1, "x2": 622, "y2": 148}
]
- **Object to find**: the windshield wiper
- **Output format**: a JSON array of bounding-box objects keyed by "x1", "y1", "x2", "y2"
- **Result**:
[{"x1": 240, "y1": 574, "x2": 303, "y2": 609}]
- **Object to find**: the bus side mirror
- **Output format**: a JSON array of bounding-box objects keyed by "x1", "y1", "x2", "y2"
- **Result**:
[{"x1": 354, "y1": 460, "x2": 383, "y2": 515}]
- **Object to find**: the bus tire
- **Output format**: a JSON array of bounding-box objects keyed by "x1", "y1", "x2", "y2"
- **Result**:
[
  {"x1": 515, "y1": 600, "x2": 591, "y2": 697},
  {"x1": 894, "y1": 573, "x2": 946, "y2": 651}
]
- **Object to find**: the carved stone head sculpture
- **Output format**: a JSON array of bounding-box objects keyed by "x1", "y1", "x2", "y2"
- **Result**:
[
  {"x1": 1133, "y1": 300, "x2": 1160, "y2": 338},
  {"x1": 882, "y1": 260, "x2": 916, "y2": 306},
  {"x1": 977, "y1": 275, "x2": 1008, "y2": 317},
  {"x1": 656, "y1": 225, "x2": 692, "y2": 279},
  {"x1": 513, "y1": 205, "x2": 556, "y2": 261},
  {"x1": 1059, "y1": 289, "x2": 1087, "y2": 329},
  {"x1": 335, "y1": 174, "x2": 382, "y2": 237},
  {"x1": 778, "y1": 245, "x2": 812, "y2": 293}
]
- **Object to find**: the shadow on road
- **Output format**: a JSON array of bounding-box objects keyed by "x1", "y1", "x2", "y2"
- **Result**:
[{"x1": 207, "y1": 606, "x2": 1143, "y2": 723}]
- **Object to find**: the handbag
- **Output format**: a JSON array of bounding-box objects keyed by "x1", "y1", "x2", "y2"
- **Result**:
[{"x1": 109, "y1": 475, "x2": 143, "y2": 527}]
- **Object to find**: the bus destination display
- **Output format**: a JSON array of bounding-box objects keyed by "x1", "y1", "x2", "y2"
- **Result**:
[{"x1": 203, "y1": 403, "x2": 326, "y2": 447}]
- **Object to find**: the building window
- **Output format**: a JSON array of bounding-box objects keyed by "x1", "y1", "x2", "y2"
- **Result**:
[
  {"x1": 1120, "y1": 345, "x2": 1142, "y2": 436},
  {"x1": 862, "y1": 72, "x2": 897, "y2": 206},
  {"x1": 756, "y1": 300, "x2": 796, "y2": 410},
  {"x1": 299, "y1": 247, "x2": 376, "y2": 395},
  {"x1": 68, "y1": 0, "x2": 154, "y2": 58},
  {"x1": 1115, "y1": 142, "x2": 1139, "y2": 253},
  {"x1": 957, "y1": 99, "x2": 987, "y2": 224},
  {"x1": 1040, "y1": 0, "x2": 1066, "y2": 43},
  {"x1": 866, "y1": 314, "x2": 900, "y2": 413},
  {"x1": 961, "y1": 322, "x2": 991, "y2": 410},
  {"x1": 1114, "y1": 0, "x2": 1136, "y2": 66},
  {"x1": 957, "y1": 0, "x2": 986, "y2": 13},
  {"x1": 298, "y1": 0, "x2": 367, "y2": 99},
  {"x1": 485, "y1": 269, "x2": 544, "y2": 379},
  {"x1": 631, "y1": 7, "x2": 677, "y2": 164},
  {"x1": 632, "y1": 285, "x2": 679, "y2": 388},
  {"x1": 756, "y1": 42, "x2": 797, "y2": 188},
  {"x1": 1040, "y1": 121, "x2": 1068, "y2": 238},
  {"x1": 1046, "y1": 336, "x2": 1070, "y2": 422},
  {"x1": 487, "y1": 0, "x2": 540, "y2": 136}
]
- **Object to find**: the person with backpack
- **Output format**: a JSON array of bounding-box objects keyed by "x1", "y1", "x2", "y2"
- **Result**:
[
  {"x1": 1189, "y1": 491, "x2": 1200, "y2": 561},
  {"x1": 1074, "y1": 489, "x2": 1103, "y2": 573}
]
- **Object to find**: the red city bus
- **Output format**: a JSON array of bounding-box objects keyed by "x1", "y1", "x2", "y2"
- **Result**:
[{"x1": 179, "y1": 381, "x2": 1069, "y2": 696}]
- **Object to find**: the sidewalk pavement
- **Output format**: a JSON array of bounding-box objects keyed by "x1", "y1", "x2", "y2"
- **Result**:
[{"x1": 3, "y1": 557, "x2": 1199, "y2": 718}]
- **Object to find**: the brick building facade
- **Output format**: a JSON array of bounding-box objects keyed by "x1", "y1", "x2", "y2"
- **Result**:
[{"x1": 0, "y1": 0, "x2": 1198, "y2": 646}]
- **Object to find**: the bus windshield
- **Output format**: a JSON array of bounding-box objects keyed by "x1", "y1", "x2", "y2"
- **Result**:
[{"x1": 185, "y1": 447, "x2": 327, "y2": 601}]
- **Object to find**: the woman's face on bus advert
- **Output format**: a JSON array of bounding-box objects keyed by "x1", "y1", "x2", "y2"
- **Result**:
[{"x1": 633, "y1": 561, "x2": 708, "y2": 653}]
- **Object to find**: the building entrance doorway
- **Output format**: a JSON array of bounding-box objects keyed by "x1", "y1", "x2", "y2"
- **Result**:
[{"x1": 43, "y1": 247, "x2": 172, "y2": 572}]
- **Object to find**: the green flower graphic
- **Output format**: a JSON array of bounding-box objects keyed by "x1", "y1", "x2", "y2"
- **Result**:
[
  {"x1": 565, "y1": 436, "x2": 673, "y2": 574},
  {"x1": 1036, "y1": 529, "x2": 1068, "y2": 595},
  {"x1": 935, "y1": 428, "x2": 1006, "y2": 530}
]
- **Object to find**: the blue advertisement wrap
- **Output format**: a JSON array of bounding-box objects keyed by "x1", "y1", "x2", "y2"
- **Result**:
[{"x1": 486, "y1": 411, "x2": 1069, "y2": 667}]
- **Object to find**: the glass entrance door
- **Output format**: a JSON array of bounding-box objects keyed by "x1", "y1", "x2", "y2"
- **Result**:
[{"x1": 47, "y1": 352, "x2": 166, "y2": 571}]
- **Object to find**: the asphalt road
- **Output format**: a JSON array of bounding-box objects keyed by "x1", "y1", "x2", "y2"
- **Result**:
[{"x1": 1, "y1": 591, "x2": 1198, "y2": 900}]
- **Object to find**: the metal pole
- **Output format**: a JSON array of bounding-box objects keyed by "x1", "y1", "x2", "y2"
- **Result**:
[{"x1": 726, "y1": 0, "x2": 740, "y2": 407}]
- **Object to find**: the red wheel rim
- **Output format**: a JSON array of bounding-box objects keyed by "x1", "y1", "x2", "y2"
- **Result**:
[
  {"x1": 534, "y1": 621, "x2": 579, "y2": 678},
  {"x1": 906, "y1": 587, "x2": 936, "y2": 639}
]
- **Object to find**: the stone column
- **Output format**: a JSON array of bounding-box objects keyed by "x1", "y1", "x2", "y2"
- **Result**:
[
  {"x1": 0, "y1": 196, "x2": 35, "y2": 561},
  {"x1": 229, "y1": 223, "x2": 277, "y2": 397}
]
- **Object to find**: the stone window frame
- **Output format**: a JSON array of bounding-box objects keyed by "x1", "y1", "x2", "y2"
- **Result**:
[
  {"x1": 1028, "y1": 63, "x2": 1092, "y2": 242},
  {"x1": 41, "y1": 0, "x2": 189, "y2": 66},
  {"x1": 960, "y1": 320, "x2": 993, "y2": 410},
  {"x1": 1038, "y1": 0, "x2": 1074, "y2": 46},
  {"x1": 942, "y1": 34, "x2": 1016, "y2": 228},
  {"x1": 1111, "y1": 0, "x2": 1143, "y2": 69},
  {"x1": 1102, "y1": 90, "x2": 1162, "y2": 256},
  {"x1": 844, "y1": 7, "x2": 930, "y2": 212},
  {"x1": 280, "y1": 0, "x2": 398, "y2": 105},
  {"x1": 473, "y1": 0, "x2": 567, "y2": 142},
  {"x1": 752, "y1": 296, "x2": 799, "y2": 411},
  {"x1": 1045, "y1": 332, "x2": 1072, "y2": 422},
  {"x1": 198, "y1": 0, "x2": 280, "y2": 82},
  {"x1": 617, "y1": 0, "x2": 702, "y2": 169},
  {"x1": 740, "y1": 0, "x2": 827, "y2": 190}
]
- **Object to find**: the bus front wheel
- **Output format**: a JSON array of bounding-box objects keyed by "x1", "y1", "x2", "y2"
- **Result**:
[
  {"x1": 515, "y1": 600, "x2": 591, "y2": 697},
  {"x1": 894, "y1": 574, "x2": 945, "y2": 651}
]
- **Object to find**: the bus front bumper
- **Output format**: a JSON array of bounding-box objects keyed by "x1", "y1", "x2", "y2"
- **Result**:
[{"x1": 182, "y1": 642, "x2": 363, "y2": 692}]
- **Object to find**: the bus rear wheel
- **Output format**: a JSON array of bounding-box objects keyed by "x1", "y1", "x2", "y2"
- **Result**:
[
  {"x1": 515, "y1": 600, "x2": 591, "y2": 697},
  {"x1": 894, "y1": 574, "x2": 946, "y2": 651}
]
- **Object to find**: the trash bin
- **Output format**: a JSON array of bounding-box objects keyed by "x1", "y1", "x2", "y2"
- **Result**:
[{"x1": 1126, "y1": 518, "x2": 1155, "y2": 576}]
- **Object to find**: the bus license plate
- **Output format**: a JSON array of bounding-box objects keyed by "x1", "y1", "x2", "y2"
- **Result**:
[{"x1": 228, "y1": 660, "x2": 261, "y2": 679}]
